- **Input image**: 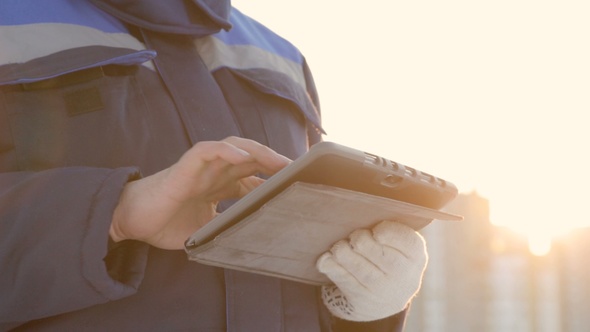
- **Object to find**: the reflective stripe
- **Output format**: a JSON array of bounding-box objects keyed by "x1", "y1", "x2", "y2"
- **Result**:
[
  {"x1": 0, "y1": 0, "x2": 154, "y2": 85},
  {"x1": 0, "y1": 23, "x2": 153, "y2": 67},
  {"x1": 0, "y1": 0, "x2": 127, "y2": 33},
  {"x1": 196, "y1": 8, "x2": 306, "y2": 90},
  {"x1": 215, "y1": 9, "x2": 303, "y2": 64},
  {"x1": 196, "y1": 36, "x2": 306, "y2": 89}
]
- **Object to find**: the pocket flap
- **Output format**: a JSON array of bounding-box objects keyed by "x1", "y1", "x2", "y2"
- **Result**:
[{"x1": 229, "y1": 68, "x2": 324, "y2": 134}]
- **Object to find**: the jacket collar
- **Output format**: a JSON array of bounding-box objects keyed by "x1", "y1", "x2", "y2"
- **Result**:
[{"x1": 89, "y1": 0, "x2": 232, "y2": 37}]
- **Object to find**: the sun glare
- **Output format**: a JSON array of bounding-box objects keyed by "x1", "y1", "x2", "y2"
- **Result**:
[
  {"x1": 486, "y1": 179, "x2": 588, "y2": 257},
  {"x1": 527, "y1": 234, "x2": 552, "y2": 257}
]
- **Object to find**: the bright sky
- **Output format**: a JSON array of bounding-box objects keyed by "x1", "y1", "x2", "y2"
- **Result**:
[{"x1": 233, "y1": 0, "x2": 590, "y2": 247}]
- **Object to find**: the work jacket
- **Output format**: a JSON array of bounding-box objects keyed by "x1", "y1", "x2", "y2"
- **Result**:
[{"x1": 0, "y1": 1, "x2": 406, "y2": 330}]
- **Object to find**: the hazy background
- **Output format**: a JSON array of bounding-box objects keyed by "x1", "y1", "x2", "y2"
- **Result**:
[{"x1": 233, "y1": 0, "x2": 590, "y2": 253}]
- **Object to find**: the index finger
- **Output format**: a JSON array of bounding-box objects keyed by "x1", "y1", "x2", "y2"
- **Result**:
[{"x1": 222, "y1": 136, "x2": 292, "y2": 175}]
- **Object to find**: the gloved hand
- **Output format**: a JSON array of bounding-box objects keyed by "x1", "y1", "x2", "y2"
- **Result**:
[{"x1": 316, "y1": 220, "x2": 428, "y2": 321}]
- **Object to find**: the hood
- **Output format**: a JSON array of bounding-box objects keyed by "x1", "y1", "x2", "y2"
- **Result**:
[{"x1": 89, "y1": 0, "x2": 232, "y2": 37}]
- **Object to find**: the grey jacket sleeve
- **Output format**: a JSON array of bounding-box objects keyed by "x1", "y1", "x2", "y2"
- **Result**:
[{"x1": 0, "y1": 167, "x2": 149, "y2": 329}]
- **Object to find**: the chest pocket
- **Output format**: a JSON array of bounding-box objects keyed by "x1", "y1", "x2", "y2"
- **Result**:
[
  {"x1": 213, "y1": 67, "x2": 324, "y2": 161},
  {"x1": 0, "y1": 64, "x2": 192, "y2": 177},
  {"x1": 1, "y1": 65, "x2": 143, "y2": 171}
]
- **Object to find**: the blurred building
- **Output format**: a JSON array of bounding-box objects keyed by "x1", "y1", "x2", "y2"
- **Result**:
[
  {"x1": 405, "y1": 191, "x2": 494, "y2": 331},
  {"x1": 404, "y1": 192, "x2": 590, "y2": 332},
  {"x1": 556, "y1": 228, "x2": 590, "y2": 332}
]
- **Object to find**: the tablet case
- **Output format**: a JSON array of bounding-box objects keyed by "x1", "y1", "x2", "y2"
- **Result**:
[{"x1": 185, "y1": 142, "x2": 462, "y2": 285}]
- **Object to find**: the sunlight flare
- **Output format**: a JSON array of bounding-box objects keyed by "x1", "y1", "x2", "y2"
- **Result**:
[{"x1": 527, "y1": 234, "x2": 552, "y2": 256}]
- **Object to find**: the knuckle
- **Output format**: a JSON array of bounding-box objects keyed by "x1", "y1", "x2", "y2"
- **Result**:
[
  {"x1": 349, "y1": 229, "x2": 372, "y2": 251},
  {"x1": 330, "y1": 239, "x2": 352, "y2": 258}
]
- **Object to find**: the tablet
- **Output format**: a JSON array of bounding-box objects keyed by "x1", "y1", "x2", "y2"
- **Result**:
[{"x1": 185, "y1": 141, "x2": 458, "y2": 250}]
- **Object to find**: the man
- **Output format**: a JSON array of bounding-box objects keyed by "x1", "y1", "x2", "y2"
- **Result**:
[{"x1": 0, "y1": 1, "x2": 427, "y2": 330}]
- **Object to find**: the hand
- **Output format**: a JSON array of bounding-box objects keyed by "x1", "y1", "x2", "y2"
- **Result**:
[
  {"x1": 316, "y1": 221, "x2": 428, "y2": 321},
  {"x1": 109, "y1": 136, "x2": 291, "y2": 250}
]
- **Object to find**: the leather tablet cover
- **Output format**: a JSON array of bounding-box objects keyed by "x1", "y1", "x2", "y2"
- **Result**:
[{"x1": 186, "y1": 182, "x2": 461, "y2": 285}]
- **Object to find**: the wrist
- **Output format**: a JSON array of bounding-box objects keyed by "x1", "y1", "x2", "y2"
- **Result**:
[
  {"x1": 109, "y1": 214, "x2": 125, "y2": 243},
  {"x1": 110, "y1": 184, "x2": 131, "y2": 243}
]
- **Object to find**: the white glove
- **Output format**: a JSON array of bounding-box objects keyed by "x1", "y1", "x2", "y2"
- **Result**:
[{"x1": 316, "y1": 220, "x2": 428, "y2": 321}]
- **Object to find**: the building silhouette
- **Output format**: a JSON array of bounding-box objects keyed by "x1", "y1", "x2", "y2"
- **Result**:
[
  {"x1": 556, "y1": 228, "x2": 590, "y2": 331},
  {"x1": 405, "y1": 191, "x2": 493, "y2": 331},
  {"x1": 404, "y1": 192, "x2": 590, "y2": 331}
]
